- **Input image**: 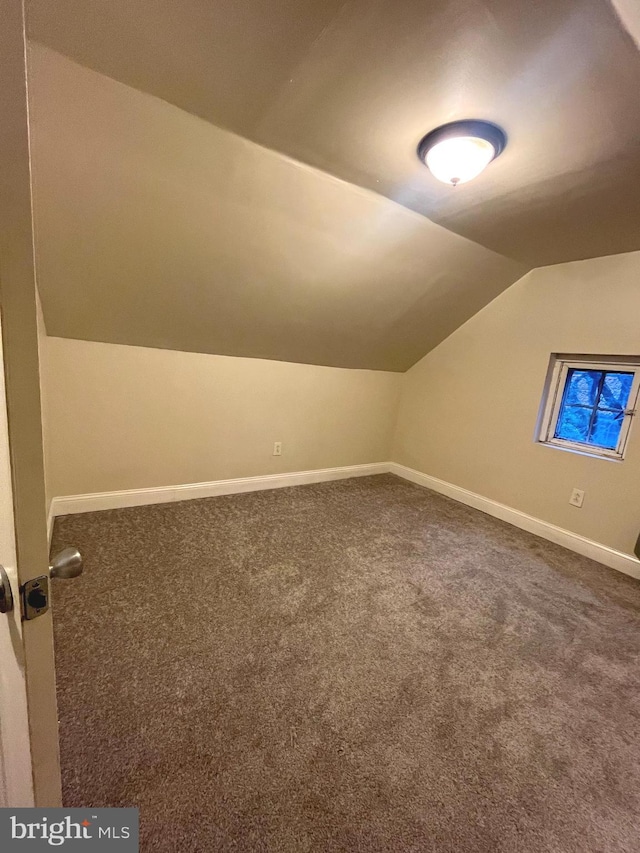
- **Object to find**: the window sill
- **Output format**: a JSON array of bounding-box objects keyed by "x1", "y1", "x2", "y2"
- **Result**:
[{"x1": 537, "y1": 440, "x2": 624, "y2": 463}]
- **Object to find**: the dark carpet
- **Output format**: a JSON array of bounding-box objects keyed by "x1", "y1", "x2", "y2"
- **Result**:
[{"x1": 51, "y1": 474, "x2": 640, "y2": 852}]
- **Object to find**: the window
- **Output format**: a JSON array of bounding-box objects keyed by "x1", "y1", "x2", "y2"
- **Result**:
[{"x1": 538, "y1": 356, "x2": 640, "y2": 460}]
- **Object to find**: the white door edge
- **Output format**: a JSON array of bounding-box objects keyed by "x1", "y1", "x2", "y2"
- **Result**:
[{"x1": 0, "y1": 315, "x2": 34, "y2": 807}]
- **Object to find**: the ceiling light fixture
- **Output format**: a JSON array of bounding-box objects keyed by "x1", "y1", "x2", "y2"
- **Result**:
[{"x1": 417, "y1": 120, "x2": 507, "y2": 187}]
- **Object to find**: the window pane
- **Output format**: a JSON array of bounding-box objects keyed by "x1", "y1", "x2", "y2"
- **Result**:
[
  {"x1": 554, "y1": 404, "x2": 591, "y2": 442},
  {"x1": 563, "y1": 369, "x2": 602, "y2": 406},
  {"x1": 541, "y1": 357, "x2": 638, "y2": 459},
  {"x1": 598, "y1": 372, "x2": 634, "y2": 412},
  {"x1": 589, "y1": 409, "x2": 624, "y2": 449}
]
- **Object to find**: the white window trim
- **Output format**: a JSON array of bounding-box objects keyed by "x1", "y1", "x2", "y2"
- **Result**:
[{"x1": 538, "y1": 356, "x2": 640, "y2": 461}]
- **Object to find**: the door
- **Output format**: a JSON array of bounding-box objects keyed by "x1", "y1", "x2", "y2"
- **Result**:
[
  {"x1": 0, "y1": 316, "x2": 34, "y2": 807},
  {"x1": 0, "y1": 0, "x2": 62, "y2": 807}
]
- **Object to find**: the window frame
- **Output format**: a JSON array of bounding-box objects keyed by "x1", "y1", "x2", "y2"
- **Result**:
[{"x1": 538, "y1": 356, "x2": 640, "y2": 461}]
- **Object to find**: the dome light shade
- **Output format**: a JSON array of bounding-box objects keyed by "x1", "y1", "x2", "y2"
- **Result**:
[
  {"x1": 418, "y1": 120, "x2": 507, "y2": 187},
  {"x1": 425, "y1": 136, "x2": 495, "y2": 186}
]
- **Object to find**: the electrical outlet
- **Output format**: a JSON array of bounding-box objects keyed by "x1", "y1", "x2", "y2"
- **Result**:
[
  {"x1": 273, "y1": 441, "x2": 282, "y2": 456},
  {"x1": 569, "y1": 488, "x2": 585, "y2": 508}
]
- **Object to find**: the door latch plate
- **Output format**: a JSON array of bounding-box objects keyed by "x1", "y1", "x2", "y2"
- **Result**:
[{"x1": 21, "y1": 575, "x2": 50, "y2": 620}]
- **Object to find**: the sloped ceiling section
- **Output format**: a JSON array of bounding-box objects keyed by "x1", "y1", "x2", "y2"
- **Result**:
[
  {"x1": 610, "y1": 0, "x2": 640, "y2": 49},
  {"x1": 28, "y1": 46, "x2": 526, "y2": 372},
  {"x1": 27, "y1": 0, "x2": 640, "y2": 267}
]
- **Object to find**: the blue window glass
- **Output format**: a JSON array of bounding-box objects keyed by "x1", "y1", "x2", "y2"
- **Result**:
[{"x1": 554, "y1": 369, "x2": 633, "y2": 449}]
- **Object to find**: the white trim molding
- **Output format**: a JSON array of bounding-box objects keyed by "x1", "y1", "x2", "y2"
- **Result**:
[
  {"x1": 47, "y1": 501, "x2": 54, "y2": 546},
  {"x1": 50, "y1": 463, "x2": 388, "y2": 518},
  {"x1": 389, "y1": 463, "x2": 640, "y2": 581},
  {"x1": 49, "y1": 460, "x2": 640, "y2": 582}
]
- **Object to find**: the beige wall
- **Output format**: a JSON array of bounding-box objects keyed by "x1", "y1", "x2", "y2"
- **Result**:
[
  {"x1": 41, "y1": 337, "x2": 401, "y2": 497},
  {"x1": 41, "y1": 252, "x2": 640, "y2": 559},
  {"x1": 393, "y1": 251, "x2": 640, "y2": 557}
]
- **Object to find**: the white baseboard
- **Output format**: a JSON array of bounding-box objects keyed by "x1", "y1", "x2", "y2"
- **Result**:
[
  {"x1": 50, "y1": 462, "x2": 388, "y2": 518},
  {"x1": 389, "y1": 463, "x2": 640, "y2": 580},
  {"x1": 49, "y1": 460, "x2": 640, "y2": 581}
]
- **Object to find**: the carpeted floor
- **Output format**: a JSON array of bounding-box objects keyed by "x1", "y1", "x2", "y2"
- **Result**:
[{"x1": 51, "y1": 474, "x2": 640, "y2": 852}]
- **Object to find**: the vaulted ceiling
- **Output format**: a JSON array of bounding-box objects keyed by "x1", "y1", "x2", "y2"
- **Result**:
[{"x1": 26, "y1": 0, "x2": 640, "y2": 371}]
